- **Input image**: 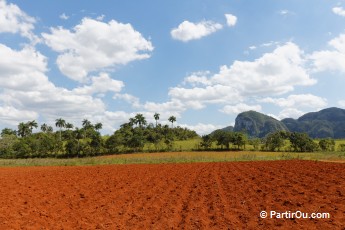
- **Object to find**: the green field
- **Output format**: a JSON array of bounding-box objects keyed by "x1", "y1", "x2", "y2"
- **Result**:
[{"x1": 0, "y1": 150, "x2": 344, "y2": 168}]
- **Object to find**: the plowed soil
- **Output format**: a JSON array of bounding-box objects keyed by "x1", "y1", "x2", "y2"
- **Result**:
[{"x1": 0, "y1": 160, "x2": 344, "y2": 229}]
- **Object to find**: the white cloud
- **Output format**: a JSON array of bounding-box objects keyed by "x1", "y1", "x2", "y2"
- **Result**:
[
  {"x1": 309, "y1": 33, "x2": 345, "y2": 73},
  {"x1": 42, "y1": 18, "x2": 154, "y2": 82},
  {"x1": 0, "y1": 44, "x2": 111, "y2": 130},
  {"x1": 0, "y1": 106, "x2": 38, "y2": 126},
  {"x1": 171, "y1": 20, "x2": 223, "y2": 42},
  {"x1": 169, "y1": 85, "x2": 242, "y2": 107},
  {"x1": 113, "y1": 93, "x2": 141, "y2": 108},
  {"x1": 338, "y1": 100, "x2": 345, "y2": 108},
  {"x1": 276, "y1": 108, "x2": 305, "y2": 120},
  {"x1": 0, "y1": 0, "x2": 37, "y2": 41},
  {"x1": 182, "y1": 71, "x2": 211, "y2": 86},
  {"x1": 0, "y1": 44, "x2": 48, "y2": 90},
  {"x1": 59, "y1": 13, "x2": 69, "y2": 20},
  {"x1": 143, "y1": 100, "x2": 187, "y2": 113},
  {"x1": 180, "y1": 123, "x2": 223, "y2": 135},
  {"x1": 96, "y1": 14, "x2": 105, "y2": 21},
  {"x1": 225, "y1": 14, "x2": 237, "y2": 27},
  {"x1": 169, "y1": 42, "x2": 316, "y2": 111},
  {"x1": 333, "y1": 6, "x2": 345, "y2": 17},
  {"x1": 220, "y1": 103, "x2": 262, "y2": 115},
  {"x1": 211, "y1": 42, "x2": 315, "y2": 96},
  {"x1": 73, "y1": 72, "x2": 124, "y2": 95},
  {"x1": 278, "y1": 10, "x2": 294, "y2": 16},
  {"x1": 260, "y1": 94, "x2": 327, "y2": 109}
]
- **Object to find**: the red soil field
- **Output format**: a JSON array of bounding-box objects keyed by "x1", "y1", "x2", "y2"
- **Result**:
[{"x1": 0, "y1": 160, "x2": 344, "y2": 229}]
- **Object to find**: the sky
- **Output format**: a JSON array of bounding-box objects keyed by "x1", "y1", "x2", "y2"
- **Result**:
[{"x1": 1, "y1": 0, "x2": 345, "y2": 135}]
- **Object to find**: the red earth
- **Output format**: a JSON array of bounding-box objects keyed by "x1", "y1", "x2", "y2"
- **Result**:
[{"x1": 0, "y1": 160, "x2": 344, "y2": 229}]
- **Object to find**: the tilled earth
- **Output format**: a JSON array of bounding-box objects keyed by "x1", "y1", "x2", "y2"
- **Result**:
[{"x1": 0, "y1": 160, "x2": 344, "y2": 229}]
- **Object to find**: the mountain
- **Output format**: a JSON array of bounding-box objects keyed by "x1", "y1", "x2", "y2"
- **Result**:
[
  {"x1": 214, "y1": 107, "x2": 345, "y2": 139},
  {"x1": 233, "y1": 110, "x2": 288, "y2": 138},
  {"x1": 282, "y1": 107, "x2": 345, "y2": 138},
  {"x1": 210, "y1": 126, "x2": 234, "y2": 135}
]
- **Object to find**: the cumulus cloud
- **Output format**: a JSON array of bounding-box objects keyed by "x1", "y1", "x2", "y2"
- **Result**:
[
  {"x1": 0, "y1": 44, "x2": 48, "y2": 90},
  {"x1": 182, "y1": 71, "x2": 212, "y2": 86},
  {"x1": 260, "y1": 94, "x2": 327, "y2": 109},
  {"x1": 180, "y1": 123, "x2": 223, "y2": 135},
  {"x1": 0, "y1": 44, "x2": 110, "y2": 128},
  {"x1": 73, "y1": 72, "x2": 124, "y2": 95},
  {"x1": 113, "y1": 93, "x2": 141, "y2": 108},
  {"x1": 42, "y1": 18, "x2": 154, "y2": 82},
  {"x1": 333, "y1": 6, "x2": 345, "y2": 17},
  {"x1": 169, "y1": 85, "x2": 242, "y2": 106},
  {"x1": 276, "y1": 108, "x2": 305, "y2": 119},
  {"x1": 309, "y1": 33, "x2": 345, "y2": 73},
  {"x1": 225, "y1": 14, "x2": 237, "y2": 27},
  {"x1": 171, "y1": 20, "x2": 223, "y2": 42},
  {"x1": 169, "y1": 42, "x2": 315, "y2": 110},
  {"x1": 0, "y1": 106, "x2": 38, "y2": 126},
  {"x1": 220, "y1": 103, "x2": 262, "y2": 115},
  {"x1": 0, "y1": 0, "x2": 37, "y2": 41}
]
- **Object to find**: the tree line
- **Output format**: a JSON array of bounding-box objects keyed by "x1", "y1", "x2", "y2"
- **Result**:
[
  {"x1": 0, "y1": 113, "x2": 198, "y2": 158},
  {"x1": 199, "y1": 129, "x2": 341, "y2": 152}
]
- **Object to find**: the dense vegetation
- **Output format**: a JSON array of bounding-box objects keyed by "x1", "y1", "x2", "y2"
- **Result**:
[
  {"x1": 1, "y1": 108, "x2": 345, "y2": 159},
  {"x1": 200, "y1": 129, "x2": 343, "y2": 153},
  {"x1": 0, "y1": 114, "x2": 198, "y2": 158}
]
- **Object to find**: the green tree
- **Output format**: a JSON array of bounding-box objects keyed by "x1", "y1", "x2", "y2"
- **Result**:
[
  {"x1": 27, "y1": 120, "x2": 38, "y2": 134},
  {"x1": 264, "y1": 131, "x2": 286, "y2": 151},
  {"x1": 17, "y1": 122, "x2": 31, "y2": 137},
  {"x1": 82, "y1": 119, "x2": 93, "y2": 138},
  {"x1": 154, "y1": 113, "x2": 160, "y2": 127},
  {"x1": 200, "y1": 134, "x2": 213, "y2": 150},
  {"x1": 289, "y1": 132, "x2": 318, "y2": 152},
  {"x1": 0, "y1": 134, "x2": 18, "y2": 157},
  {"x1": 1, "y1": 128, "x2": 16, "y2": 137},
  {"x1": 168, "y1": 116, "x2": 176, "y2": 128},
  {"x1": 212, "y1": 130, "x2": 233, "y2": 149},
  {"x1": 65, "y1": 123, "x2": 74, "y2": 130},
  {"x1": 55, "y1": 118, "x2": 66, "y2": 141},
  {"x1": 318, "y1": 138, "x2": 335, "y2": 151},
  {"x1": 233, "y1": 132, "x2": 247, "y2": 150},
  {"x1": 105, "y1": 132, "x2": 124, "y2": 153},
  {"x1": 134, "y1": 114, "x2": 147, "y2": 128},
  {"x1": 94, "y1": 122, "x2": 103, "y2": 131}
]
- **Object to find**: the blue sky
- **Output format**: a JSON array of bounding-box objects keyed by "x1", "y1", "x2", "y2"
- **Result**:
[{"x1": 1, "y1": 0, "x2": 345, "y2": 135}]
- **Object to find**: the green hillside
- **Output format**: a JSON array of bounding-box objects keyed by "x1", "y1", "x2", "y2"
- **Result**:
[{"x1": 233, "y1": 110, "x2": 289, "y2": 138}]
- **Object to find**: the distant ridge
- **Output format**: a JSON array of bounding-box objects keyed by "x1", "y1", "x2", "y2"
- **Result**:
[
  {"x1": 214, "y1": 107, "x2": 345, "y2": 138},
  {"x1": 282, "y1": 107, "x2": 345, "y2": 138}
]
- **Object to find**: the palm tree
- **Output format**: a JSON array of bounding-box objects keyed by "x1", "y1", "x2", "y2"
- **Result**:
[
  {"x1": 154, "y1": 113, "x2": 160, "y2": 127},
  {"x1": 129, "y1": 118, "x2": 136, "y2": 127},
  {"x1": 47, "y1": 126, "x2": 53, "y2": 133},
  {"x1": 135, "y1": 114, "x2": 147, "y2": 128},
  {"x1": 55, "y1": 118, "x2": 66, "y2": 141},
  {"x1": 66, "y1": 123, "x2": 74, "y2": 130},
  {"x1": 168, "y1": 116, "x2": 176, "y2": 128},
  {"x1": 41, "y1": 123, "x2": 48, "y2": 133},
  {"x1": 94, "y1": 122, "x2": 103, "y2": 131},
  {"x1": 28, "y1": 120, "x2": 38, "y2": 133},
  {"x1": 17, "y1": 122, "x2": 30, "y2": 137},
  {"x1": 82, "y1": 119, "x2": 92, "y2": 138}
]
